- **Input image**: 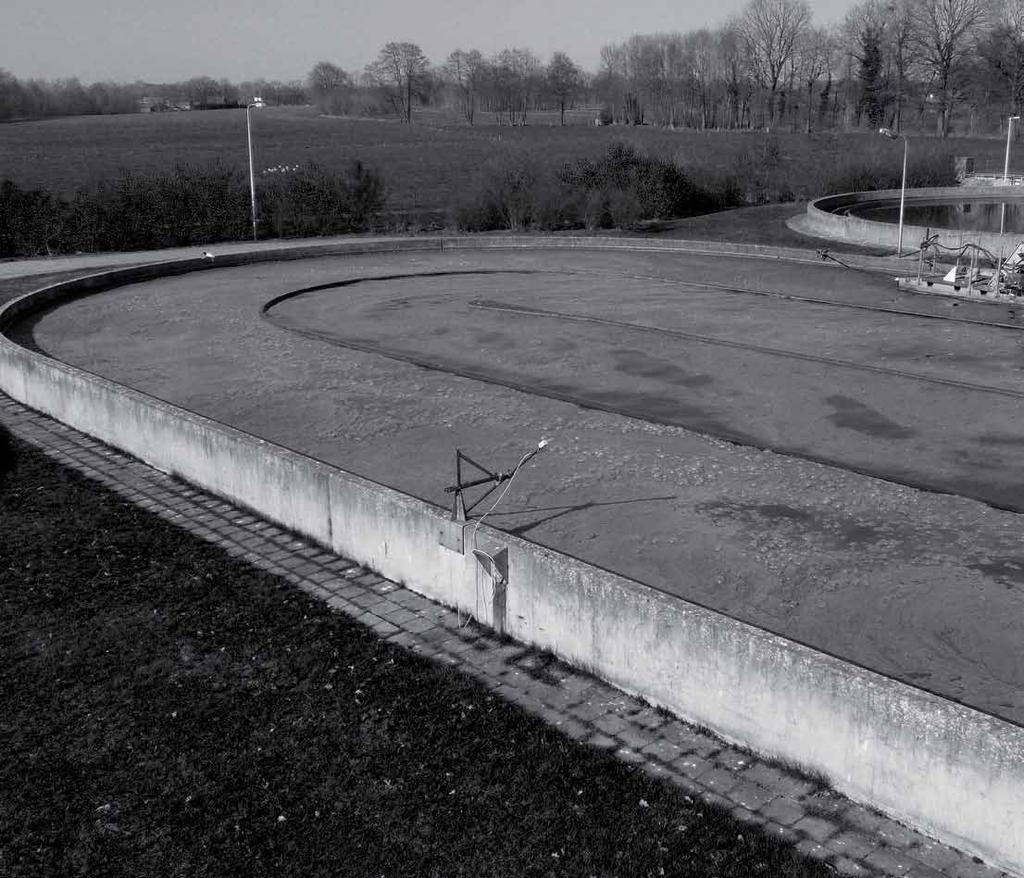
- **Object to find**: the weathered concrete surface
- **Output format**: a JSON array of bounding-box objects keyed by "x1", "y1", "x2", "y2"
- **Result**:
[
  {"x1": 14, "y1": 243, "x2": 1024, "y2": 727},
  {"x1": 794, "y1": 185, "x2": 1024, "y2": 251},
  {"x1": 2, "y1": 248, "x2": 1024, "y2": 874}
]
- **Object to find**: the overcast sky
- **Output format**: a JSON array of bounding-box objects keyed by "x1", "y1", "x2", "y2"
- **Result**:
[{"x1": 2, "y1": 0, "x2": 853, "y2": 83}]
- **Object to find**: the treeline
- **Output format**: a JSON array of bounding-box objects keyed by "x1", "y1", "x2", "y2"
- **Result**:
[
  {"x1": 310, "y1": 0, "x2": 1024, "y2": 139},
  {"x1": 5, "y1": 0, "x2": 1023, "y2": 138},
  {"x1": 0, "y1": 71, "x2": 306, "y2": 122}
]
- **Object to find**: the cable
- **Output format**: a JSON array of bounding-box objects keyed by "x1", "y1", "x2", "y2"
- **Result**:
[{"x1": 458, "y1": 440, "x2": 549, "y2": 630}]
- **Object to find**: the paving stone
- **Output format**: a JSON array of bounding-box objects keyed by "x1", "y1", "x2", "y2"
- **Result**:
[
  {"x1": 403, "y1": 617, "x2": 437, "y2": 635},
  {"x1": 935, "y1": 857, "x2": 1006, "y2": 878},
  {"x1": 615, "y1": 726, "x2": 655, "y2": 751},
  {"x1": 842, "y1": 807, "x2": 891, "y2": 836},
  {"x1": 701, "y1": 791, "x2": 733, "y2": 811},
  {"x1": 800, "y1": 791, "x2": 851, "y2": 820},
  {"x1": 558, "y1": 673, "x2": 596, "y2": 695},
  {"x1": 729, "y1": 805, "x2": 767, "y2": 828},
  {"x1": 350, "y1": 592, "x2": 386, "y2": 610},
  {"x1": 828, "y1": 831, "x2": 881, "y2": 861},
  {"x1": 659, "y1": 721, "x2": 721, "y2": 756},
  {"x1": 874, "y1": 819, "x2": 925, "y2": 851},
  {"x1": 439, "y1": 636, "x2": 476, "y2": 655},
  {"x1": 369, "y1": 619, "x2": 400, "y2": 637},
  {"x1": 628, "y1": 708, "x2": 666, "y2": 730},
  {"x1": 640, "y1": 738, "x2": 685, "y2": 764},
  {"x1": 587, "y1": 733, "x2": 618, "y2": 751},
  {"x1": 832, "y1": 856, "x2": 874, "y2": 876},
  {"x1": 724, "y1": 780, "x2": 775, "y2": 812},
  {"x1": 903, "y1": 864, "x2": 951, "y2": 878},
  {"x1": 593, "y1": 713, "x2": 629, "y2": 736},
  {"x1": 864, "y1": 845, "x2": 920, "y2": 876},
  {"x1": 793, "y1": 814, "x2": 840, "y2": 844},
  {"x1": 903, "y1": 840, "x2": 982, "y2": 876},
  {"x1": 614, "y1": 747, "x2": 646, "y2": 765},
  {"x1": 698, "y1": 768, "x2": 739, "y2": 795},
  {"x1": 672, "y1": 754, "x2": 713, "y2": 781},
  {"x1": 795, "y1": 838, "x2": 832, "y2": 862},
  {"x1": 742, "y1": 761, "x2": 815, "y2": 800},
  {"x1": 416, "y1": 625, "x2": 452, "y2": 646},
  {"x1": 568, "y1": 701, "x2": 611, "y2": 723},
  {"x1": 536, "y1": 686, "x2": 583, "y2": 711},
  {"x1": 714, "y1": 747, "x2": 754, "y2": 772},
  {"x1": 385, "y1": 631, "x2": 418, "y2": 649},
  {"x1": 760, "y1": 796, "x2": 806, "y2": 827},
  {"x1": 554, "y1": 717, "x2": 590, "y2": 742},
  {"x1": 379, "y1": 607, "x2": 418, "y2": 626},
  {"x1": 639, "y1": 760, "x2": 671, "y2": 782}
]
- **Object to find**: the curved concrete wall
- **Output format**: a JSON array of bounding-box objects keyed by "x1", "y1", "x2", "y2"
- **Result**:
[
  {"x1": 805, "y1": 186, "x2": 1024, "y2": 253},
  {"x1": 1, "y1": 237, "x2": 1022, "y2": 876}
]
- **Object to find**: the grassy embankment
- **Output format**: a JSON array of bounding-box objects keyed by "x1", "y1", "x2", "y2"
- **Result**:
[
  {"x1": 0, "y1": 435, "x2": 832, "y2": 877},
  {"x1": 2, "y1": 105, "x2": 1000, "y2": 255}
]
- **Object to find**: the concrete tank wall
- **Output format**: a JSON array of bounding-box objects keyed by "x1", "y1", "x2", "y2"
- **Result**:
[
  {"x1": 2, "y1": 239, "x2": 1022, "y2": 876},
  {"x1": 804, "y1": 186, "x2": 1024, "y2": 252}
]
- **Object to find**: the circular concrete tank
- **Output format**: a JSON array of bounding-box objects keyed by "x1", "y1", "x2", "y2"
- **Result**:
[{"x1": 790, "y1": 185, "x2": 1024, "y2": 253}]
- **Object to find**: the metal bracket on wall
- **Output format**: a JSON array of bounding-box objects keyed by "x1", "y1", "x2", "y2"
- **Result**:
[
  {"x1": 438, "y1": 518, "x2": 466, "y2": 554},
  {"x1": 473, "y1": 546, "x2": 509, "y2": 636}
]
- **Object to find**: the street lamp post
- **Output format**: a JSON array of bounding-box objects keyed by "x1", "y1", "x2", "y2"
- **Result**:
[
  {"x1": 246, "y1": 103, "x2": 259, "y2": 242},
  {"x1": 879, "y1": 128, "x2": 908, "y2": 256},
  {"x1": 1001, "y1": 115, "x2": 1020, "y2": 235}
]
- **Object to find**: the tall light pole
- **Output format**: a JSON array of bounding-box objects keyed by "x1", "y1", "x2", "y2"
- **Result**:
[
  {"x1": 1001, "y1": 115, "x2": 1020, "y2": 235},
  {"x1": 246, "y1": 103, "x2": 259, "y2": 242},
  {"x1": 879, "y1": 128, "x2": 908, "y2": 257}
]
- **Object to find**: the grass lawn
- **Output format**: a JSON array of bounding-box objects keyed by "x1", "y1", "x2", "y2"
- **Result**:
[
  {"x1": 0, "y1": 105, "x2": 1013, "y2": 215},
  {"x1": 0, "y1": 437, "x2": 832, "y2": 877}
]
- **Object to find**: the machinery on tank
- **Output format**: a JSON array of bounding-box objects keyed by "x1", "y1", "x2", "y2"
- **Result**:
[{"x1": 896, "y1": 238, "x2": 1024, "y2": 301}]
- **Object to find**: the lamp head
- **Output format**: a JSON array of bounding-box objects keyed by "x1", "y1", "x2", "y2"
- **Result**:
[
  {"x1": 878, "y1": 127, "x2": 897, "y2": 139},
  {"x1": 538, "y1": 438, "x2": 550, "y2": 450}
]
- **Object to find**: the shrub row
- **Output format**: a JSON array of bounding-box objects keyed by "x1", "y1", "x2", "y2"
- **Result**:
[
  {"x1": 1, "y1": 141, "x2": 958, "y2": 254},
  {"x1": 453, "y1": 140, "x2": 956, "y2": 232},
  {"x1": 455, "y1": 142, "x2": 740, "y2": 232},
  {"x1": 0, "y1": 162, "x2": 385, "y2": 257}
]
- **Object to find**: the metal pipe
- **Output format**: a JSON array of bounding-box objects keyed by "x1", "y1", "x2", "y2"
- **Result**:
[
  {"x1": 879, "y1": 128, "x2": 908, "y2": 256},
  {"x1": 246, "y1": 104, "x2": 258, "y2": 242},
  {"x1": 1001, "y1": 116, "x2": 1020, "y2": 236}
]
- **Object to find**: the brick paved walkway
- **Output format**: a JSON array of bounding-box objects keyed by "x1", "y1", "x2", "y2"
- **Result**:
[{"x1": 0, "y1": 391, "x2": 1008, "y2": 878}]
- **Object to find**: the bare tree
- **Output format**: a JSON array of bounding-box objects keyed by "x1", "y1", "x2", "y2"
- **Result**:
[
  {"x1": 487, "y1": 48, "x2": 541, "y2": 125},
  {"x1": 546, "y1": 51, "x2": 582, "y2": 125},
  {"x1": 794, "y1": 27, "x2": 832, "y2": 132},
  {"x1": 185, "y1": 76, "x2": 218, "y2": 107},
  {"x1": 718, "y1": 22, "x2": 754, "y2": 127},
  {"x1": 307, "y1": 62, "x2": 352, "y2": 115},
  {"x1": 908, "y1": 0, "x2": 989, "y2": 136},
  {"x1": 365, "y1": 42, "x2": 430, "y2": 123},
  {"x1": 444, "y1": 49, "x2": 485, "y2": 124},
  {"x1": 739, "y1": 0, "x2": 812, "y2": 125},
  {"x1": 978, "y1": 0, "x2": 1024, "y2": 119}
]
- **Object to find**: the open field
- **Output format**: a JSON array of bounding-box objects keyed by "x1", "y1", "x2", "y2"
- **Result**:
[
  {"x1": 0, "y1": 106, "x2": 1015, "y2": 214},
  {"x1": 17, "y1": 244, "x2": 1024, "y2": 728}
]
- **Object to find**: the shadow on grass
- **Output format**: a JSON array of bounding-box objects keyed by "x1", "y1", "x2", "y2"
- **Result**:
[{"x1": 0, "y1": 438, "x2": 831, "y2": 878}]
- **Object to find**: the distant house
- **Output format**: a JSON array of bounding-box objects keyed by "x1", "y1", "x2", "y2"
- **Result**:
[
  {"x1": 193, "y1": 97, "x2": 242, "y2": 111},
  {"x1": 138, "y1": 96, "x2": 171, "y2": 113}
]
